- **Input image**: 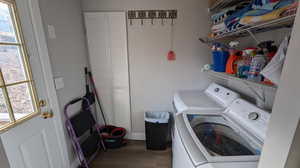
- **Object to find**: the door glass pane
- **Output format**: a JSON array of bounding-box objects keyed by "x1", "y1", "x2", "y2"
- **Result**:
[
  {"x1": 0, "y1": 2, "x2": 17, "y2": 43},
  {"x1": 7, "y1": 83, "x2": 34, "y2": 120},
  {"x1": 0, "y1": 45, "x2": 27, "y2": 84},
  {"x1": 0, "y1": 89, "x2": 10, "y2": 126}
]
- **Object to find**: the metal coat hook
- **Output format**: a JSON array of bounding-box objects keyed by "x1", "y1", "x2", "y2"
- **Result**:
[
  {"x1": 148, "y1": 10, "x2": 156, "y2": 25},
  {"x1": 138, "y1": 10, "x2": 146, "y2": 26},
  {"x1": 158, "y1": 10, "x2": 167, "y2": 26},
  {"x1": 169, "y1": 10, "x2": 177, "y2": 25},
  {"x1": 128, "y1": 11, "x2": 136, "y2": 25},
  {"x1": 127, "y1": 9, "x2": 177, "y2": 26}
]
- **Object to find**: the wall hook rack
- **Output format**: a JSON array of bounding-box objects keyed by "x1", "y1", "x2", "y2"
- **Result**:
[{"x1": 127, "y1": 9, "x2": 177, "y2": 26}]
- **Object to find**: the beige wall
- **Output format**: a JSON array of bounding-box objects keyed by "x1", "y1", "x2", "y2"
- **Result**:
[
  {"x1": 38, "y1": 0, "x2": 88, "y2": 165},
  {"x1": 82, "y1": 0, "x2": 212, "y2": 133}
]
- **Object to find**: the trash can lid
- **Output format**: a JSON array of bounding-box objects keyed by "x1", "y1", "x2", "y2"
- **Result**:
[{"x1": 144, "y1": 111, "x2": 170, "y2": 123}]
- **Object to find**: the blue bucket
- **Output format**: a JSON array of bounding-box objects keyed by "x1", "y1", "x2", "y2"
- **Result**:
[{"x1": 212, "y1": 50, "x2": 229, "y2": 72}]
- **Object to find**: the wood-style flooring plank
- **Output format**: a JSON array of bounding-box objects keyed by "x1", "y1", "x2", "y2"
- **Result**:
[{"x1": 91, "y1": 140, "x2": 172, "y2": 168}]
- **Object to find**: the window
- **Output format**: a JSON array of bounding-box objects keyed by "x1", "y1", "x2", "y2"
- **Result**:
[{"x1": 0, "y1": 0, "x2": 39, "y2": 131}]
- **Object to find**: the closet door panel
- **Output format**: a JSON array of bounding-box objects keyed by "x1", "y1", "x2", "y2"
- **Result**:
[
  {"x1": 108, "y1": 12, "x2": 131, "y2": 131},
  {"x1": 84, "y1": 12, "x2": 131, "y2": 131},
  {"x1": 84, "y1": 12, "x2": 114, "y2": 124}
]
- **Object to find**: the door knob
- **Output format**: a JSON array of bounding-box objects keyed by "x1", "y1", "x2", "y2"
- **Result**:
[
  {"x1": 39, "y1": 100, "x2": 47, "y2": 107},
  {"x1": 41, "y1": 111, "x2": 54, "y2": 119}
]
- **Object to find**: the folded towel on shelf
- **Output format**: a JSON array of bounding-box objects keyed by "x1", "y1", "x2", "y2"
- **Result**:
[
  {"x1": 223, "y1": 0, "x2": 296, "y2": 30},
  {"x1": 224, "y1": 4, "x2": 252, "y2": 30},
  {"x1": 252, "y1": 0, "x2": 280, "y2": 10},
  {"x1": 211, "y1": 22, "x2": 227, "y2": 33},
  {"x1": 209, "y1": 0, "x2": 297, "y2": 36},
  {"x1": 281, "y1": 1, "x2": 299, "y2": 17},
  {"x1": 273, "y1": 0, "x2": 296, "y2": 10},
  {"x1": 211, "y1": 6, "x2": 237, "y2": 24},
  {"x1": 239, "y1": 0, "x2": 297, "y2": 25},
  {"x1": 210, "y1": 1, "x2": 251, "y2": 24},
  {"x1": 239, "y1": 6, "x2": 289, "y2": 25}
]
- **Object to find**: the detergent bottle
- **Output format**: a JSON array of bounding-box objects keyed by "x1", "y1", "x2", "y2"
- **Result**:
[
  {"x1": 226, "y1": 41, "x2": 242, "y2": 74},
  {"x1": 247, "y1": 50, "x2": 267, "y2": 82},
  {"x1": 237, "y1": 48, "x2": 256, "y2": 79}
]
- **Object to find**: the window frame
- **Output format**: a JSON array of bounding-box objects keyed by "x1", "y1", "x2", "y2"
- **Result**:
[{"x1": 0, "y1": 0, "x2": 41, "y2": 132}]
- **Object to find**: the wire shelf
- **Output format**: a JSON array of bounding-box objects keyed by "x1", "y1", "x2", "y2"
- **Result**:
[
  {"x1": 200, "y1": 14, "x2": 296, "y2": 43},
  {"x1": 209, "y1": 0, "x2": 245, "y2": 13}
]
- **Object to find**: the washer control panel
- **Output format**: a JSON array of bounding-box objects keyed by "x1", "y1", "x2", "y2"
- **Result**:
[
  {"x1": 248, "y1": 112, "x2": 260, "y2": 120},
  {"x1": 224, "y1": 99, "x2": 270, "y2": 142},
  {"x1": 205, "y1": 83, "x2": 240, "y2": 107}
]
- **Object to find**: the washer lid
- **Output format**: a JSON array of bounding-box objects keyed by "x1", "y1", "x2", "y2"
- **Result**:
[
  {"x1": 223, "y1": 99, "x2": 271, "y2": 142},
  {"x1": 174, "y1": 90, "x2": 223, "y2": 113},
  {"x1": 173, "y1": 83, "x2": 240, "y2": 114}
]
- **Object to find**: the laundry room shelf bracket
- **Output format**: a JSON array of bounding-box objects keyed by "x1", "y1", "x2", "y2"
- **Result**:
[
  {"x1": 209, "y1": 0, "x2": 245, "y2": 13},
  {"x1": 246, "y1": 29, "x2": 260, "y2": 45}
]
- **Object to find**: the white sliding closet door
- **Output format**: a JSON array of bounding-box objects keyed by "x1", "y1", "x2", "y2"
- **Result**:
[{"x1": 84, "y1": 12, "x2": 131, "y2": 132}]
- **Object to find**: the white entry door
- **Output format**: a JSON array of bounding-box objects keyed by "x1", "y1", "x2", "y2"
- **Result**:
[
  {"x1": 84, "y1": 12, "x2": 131, "y2": 132},
  {"x1": 0, "y1": 0, "x2": 66, "y2": 168}
]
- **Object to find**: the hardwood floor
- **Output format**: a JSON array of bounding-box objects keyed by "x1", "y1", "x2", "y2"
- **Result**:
[{"x1": 91, "y1": 140, "x2": 172, "y2": 168}]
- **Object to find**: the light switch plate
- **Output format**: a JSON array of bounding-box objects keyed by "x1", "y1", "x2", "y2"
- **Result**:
[
  {"x1": 47, "y1": 25, "x2": 56, "y2": 39},
  {"x1": 54, "y1": 77, "x2": 64, "y2": 90}
]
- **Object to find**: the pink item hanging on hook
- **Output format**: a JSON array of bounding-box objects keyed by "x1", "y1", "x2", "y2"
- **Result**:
[
  {"x1": 167, "y1": 50, "x2": 176, "y2": 61},
  {"x1": 167, "y1": 19, "x2": 176, "y2": 61}
]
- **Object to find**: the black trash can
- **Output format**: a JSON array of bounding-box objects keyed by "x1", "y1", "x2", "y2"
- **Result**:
[{"x1": 145, "y1": 111, "x2": 170, "y2": 150}]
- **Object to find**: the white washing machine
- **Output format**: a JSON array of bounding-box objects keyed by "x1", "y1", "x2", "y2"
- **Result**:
[
  {"x1": 172, "y1": 99, "x2": 270, "y2": 168},
  {"x1": 173, "y1": 83, "x2": 240, "y2": 114}
]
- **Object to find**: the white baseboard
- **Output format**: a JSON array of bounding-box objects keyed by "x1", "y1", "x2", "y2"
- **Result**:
[{"x1": 126, "y1": 132, "x2": 145, "y2": 140}]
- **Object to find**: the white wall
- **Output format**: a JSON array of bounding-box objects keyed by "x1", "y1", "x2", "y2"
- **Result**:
[
  {"x1": 82, "y1": 0, "x2": 212, "y2": 134},
  {"x1": 38, "y1": 0, "x2": 88, "y2": 165},
  {"x1": 258, "y1": 8, "x2": 300, "y2": 168}
]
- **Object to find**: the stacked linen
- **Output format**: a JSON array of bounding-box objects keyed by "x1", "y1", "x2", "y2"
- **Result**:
[
  {"x1": 240, "y1": 0, "x2": 297, "y2": 25},
  {"x1": 210, "y1": 0, "x2": 298, "y2": 37},
  {"x1": 211, "y1": 22, "x2": 227, "y2": 35},
  {"x1": 211, "y1": 6, "x2": 237, "y2": 25},
  {"x1": 281, "y1": 1, "x2": 298, "y2": 16},
  {"x1": 210, "y1": 1, "x2": 251, "y2": 36}
]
